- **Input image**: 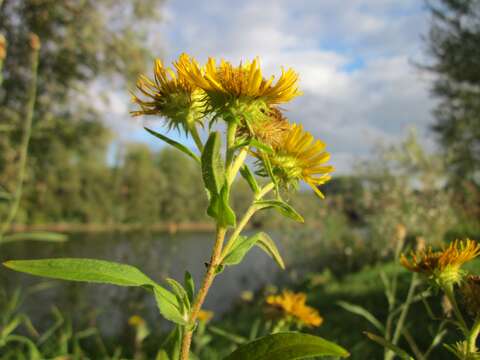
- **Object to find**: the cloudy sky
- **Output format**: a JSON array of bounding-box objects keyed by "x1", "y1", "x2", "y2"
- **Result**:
[{"x1": 110, "y1": 0, "x2": 438, "y2": 173}]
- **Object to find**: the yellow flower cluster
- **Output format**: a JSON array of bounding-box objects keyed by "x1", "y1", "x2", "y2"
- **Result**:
[
  {"x1": 401, "y1": 239, "x2": 480, "y2": 287},
  {"x1": 132, "y1": 53, "x2": 334, "y2": 196},
  {"x1": 266, "y1": 290, "x2": 323, "y2": 327}
]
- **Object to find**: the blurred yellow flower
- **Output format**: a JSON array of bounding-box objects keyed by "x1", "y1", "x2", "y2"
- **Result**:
[
  {"x1": 401, "y1": 239, "x2": 480, "y2": 286},
  {"x1": 266, "y1": 290, "x2": 323, "y2": 327},
  {"x1": 131, "y1": 55, "x2": 205, "y2": 132},
  {"x1": 197, "y1": 309, "x2": 214, "y2": 323},
  {"x1": 128, "y1": 315, "x2": 145, "y2": 327},
  {"x1": 258, "y1": 124, "x2": 333, "y2": 198}
]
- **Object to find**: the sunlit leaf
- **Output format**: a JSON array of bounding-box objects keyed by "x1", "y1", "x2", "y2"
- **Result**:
[
  {"x1": 222, "y1": 236, "x2": 256, "y2": 266},
  {"x1": 224, "y1": 332, "x2": 350, "y2": 360},
  {"x1": 254, "y1": 232, "x2": 285, "y2": 270},
  {"x1": 240, "y1": 165, "x2": 260, "y2": 194},
  {"x1": 254, "y1": 199, "x2": 304, "y2": 223},
  {"x1": 184, "y1": 271, "x2": 195, "y2": 304},
  {"x1": 201, "y1": 131, "x2": 225, "y2": 196},
  {"x1": 154, "y1": 287, "x2": 187, "y2": 326},
  {"x1": 145, "y1": 127, "x2": 200, "y2": 163}
]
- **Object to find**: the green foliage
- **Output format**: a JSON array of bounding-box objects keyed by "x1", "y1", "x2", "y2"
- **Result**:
[
  {"x1": 224, "y1": 332, "x2": 350, "y2": 360},
  {"x1": 425, "y1": 0, "x2": 480, "y2": 198}
]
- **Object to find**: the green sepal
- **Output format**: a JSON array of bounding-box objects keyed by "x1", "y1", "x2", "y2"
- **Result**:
[
  {"x1": 240, "y1": 165, "x2": 260, "y2": 194},
  {"x1": 144, "y1": 127, "x2": 200, "y2": 164},
  {"x1": 224, "y1": 332, "x2": 350, "y2": 360},
  {"x1": 254, "y1": 199, "x2": 304, "y2": 223},
  {"x1": 249, "y1": 139, "x2": 273, "y2": 154}
]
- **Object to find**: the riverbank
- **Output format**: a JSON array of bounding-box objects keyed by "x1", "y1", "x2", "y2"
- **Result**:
[{"x1": 8, "y1": 222, "x2": 216, "y2": 234}]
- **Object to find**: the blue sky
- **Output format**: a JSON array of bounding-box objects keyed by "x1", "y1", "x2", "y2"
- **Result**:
[{"x1": 103, "y1": 0, "x2": 437, "y2": 173}]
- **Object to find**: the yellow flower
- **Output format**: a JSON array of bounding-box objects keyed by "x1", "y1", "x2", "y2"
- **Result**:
[
  {"x1": 257, "y1": 124, "x2": 333, "y2": 198},
  {"x1": 400, "y1": 239, "x2": 480, "y2": 287},
  {"x1": 175, "y1": 54, "x2": 301, "y2": 122},
  {"x1": 131, "y1": 55, "x2": 205, "y2": 133},
  {"x1": 0, "y1": 34, "x2": 6, "y2": 61},
  {"x1": 197, "y1": 309, "x2": 214, "y2": 323},
  {"x1": 266, "y1": 290, "x2": 323, "y2": 327}
]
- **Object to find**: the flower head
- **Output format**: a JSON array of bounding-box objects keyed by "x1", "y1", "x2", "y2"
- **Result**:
[
  {"x1": 256, "y1": 124, "x2": 333, "y2": 198},
  {"x1": 176, "y1": 54, "x2": 301, "y2": 123},
  {"x1": 266, "y1": 290, "x2": 323, "y2": 327},
  {"x1": 400, "y1": 239, "x2": 480, "y2": 287},
  {"x1": 131, "y1": 55, "x2": 205, "y2": 133}
]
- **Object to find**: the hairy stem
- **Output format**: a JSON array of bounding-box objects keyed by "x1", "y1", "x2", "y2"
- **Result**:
[
  {"x1": 0, "y1": 36, "x2": 40, "y2": 241},
  {"x1": 225, "y1": 122, "x2": 237, "y2": 168},
  {"x1": 179, "y1": 226, "x2": 227, "y2": 360},
  {"x1": 190, "y1": 126, "x2": 203, "y2": 152}
]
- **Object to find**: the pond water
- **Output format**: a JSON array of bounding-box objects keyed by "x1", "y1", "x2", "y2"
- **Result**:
[{"x1": 0, "y1": 231, "x2": 288, "y2": 337}]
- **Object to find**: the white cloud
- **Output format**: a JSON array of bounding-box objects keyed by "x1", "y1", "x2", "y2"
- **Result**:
[{"x1": 107, "y1": 0, "x2": 436, "y2": 173}]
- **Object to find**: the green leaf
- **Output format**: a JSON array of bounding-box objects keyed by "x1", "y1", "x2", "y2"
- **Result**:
[
  {"x1": 201, "y1": 131, "x2": 225, "y2": 196},
  {"x1": 154, "y1": 286, "x2": 187, "y2": 326},
  {"x1": 337, "y1": 301, "x2": 385, "y2": 333},
  {"x1": 222, "y1": 236, "x2": 256, "y2": 266},
  {"x1": 254, "y1": 232, "x2": 285, "y2": 270},
  {"x1": 240, "y1": 165, "x2": 260, "y2": 194},
  {"x1": 209, "y1": 325, "x2": 248, "y2": 345},
  {"x1": 3, "y1": 258, "x2": 155, "y2": 287},
  {"x1": 155, "y1": 350, "x2": 170, "y2": 360},
  {"x1": 184, "y1": 271, "x2": 195, "y2": 304},
  {"x1": 208, "y1": 185, "x2": 236, "y2": 228},
  {"x1": 145, "y1": 127, "x2": 200, "y2": 164},
  {"x1": 364, "y1": 332, "x2": 413, "y2": 360},
  {"x1": 166, "y1": 277, "x2": 190, "y2": 313},
  {"x1": 249, "y1": 139, "x2": 273, "y2": 154},
  {"x1": 161, "y1": 325, "x2": 183, "y2": 360},
  {"x1": 2, "y1": 232, "x2": 68, "y2": 243},
  {"x1": 255, "y1": 199, "x2": 304, "y2": 223},
  {"x1": 224, "y1": 332, "x2": 349, "y2": 360}
]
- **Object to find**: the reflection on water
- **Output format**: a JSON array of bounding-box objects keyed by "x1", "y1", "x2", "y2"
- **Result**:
[{"x1": 0, "y1": 231, "x2": 282, "y2": 336}]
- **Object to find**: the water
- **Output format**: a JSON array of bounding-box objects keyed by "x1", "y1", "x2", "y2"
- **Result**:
[{"x1": 0, "y1": 231, "x2": 284, "y2": 336}]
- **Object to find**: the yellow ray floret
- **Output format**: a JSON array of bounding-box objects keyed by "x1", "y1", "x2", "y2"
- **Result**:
[
  {"x1": 266, "y1": 290, "x2": 323, "y2": 327},
  {"x1": 176, "y1": 54, "x2": 302, "y2": 104},
  {"x1": 400, "y1": 239, "x2": 480, "y2": 286},
  {"x1": 131, "y1": 56, "x2": 204, "y2": 131},
  {"x1": 264, "y1": 124, "x2": 334, "y2": 198}
]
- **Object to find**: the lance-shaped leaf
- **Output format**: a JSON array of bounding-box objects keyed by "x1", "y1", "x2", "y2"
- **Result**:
[
  {"x1": 240, "y1": 165, "x2": 260, "y2": 194},
  {"x1": 337, "y1": 301, "x2": 385, "y2": 333},
  {"x1": 3, "y1": 258, "x2": 185, "y2": 325},
  {"x1": 364, "y1": 332, "x2": 413, "y2": 360},
  {"x1": 222, "y1": 235, "x2": 256, "y2": 266},
  {"x1": 184, "y1": 271, "x2": 195, "y2": 304},
  {"x1": 201, "y1": 131, "x2": 225, "y2": 196},
  {"x1": 145, "y1": 127, "x2": 200, "y2": 164},
  {"x1": 254, "y1": 199, "x2": 304, "y2": 223},
  {"x1": 255, "y1": 232, "x2": 285, "y2": 270},
  {"x1": 224, "y1": 332, "x2": 350, "y2": 360}
]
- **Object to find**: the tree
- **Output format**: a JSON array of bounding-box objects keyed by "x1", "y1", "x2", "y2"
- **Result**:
[
  {"x1": 0, "y1": 0, "x2": 164, "y2": 224},
  {"x1": 425, "y1": 0, "x2": 480, "y2": 185}
]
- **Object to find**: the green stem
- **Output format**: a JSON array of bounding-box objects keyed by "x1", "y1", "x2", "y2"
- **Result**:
[
  {"x1": 0, "y1": 36, "x2": 40, "y2": 241},
  {"x1": 386, "y1": 274, "x2": 417, "y2": 360},
  {"x1": 468, "y1": 317, "x2": 480, "y2": 354},
  {"x1": 190, "y1": 126, "x2": 203, "y2": 152},
  {"x1": 443, "y1": 283, "x2": 468, "y2": 336},
  {"x1": 220, "y1": 182, "x2": 274, "y2": 261},
  {"x1": 226, "y1": 147, "x2": 248, "y2": 187}
]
